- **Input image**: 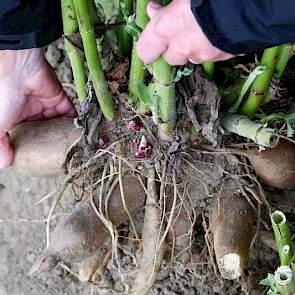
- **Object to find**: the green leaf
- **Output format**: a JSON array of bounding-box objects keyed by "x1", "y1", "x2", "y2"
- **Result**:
[
  {"x1": 261, "y1": 112, "x2": 295, "y2": 137},
  {"x1": 136, "y1": 82, "x2": 152, "y2": 107},
  {"x1": 174, "y1": 67, "x2": 193, "y2": 82},
  {"x1": 229, "y1": 65, "x2": 266, "y2": 114},
  {"x1": 125, "y1": 19, "x2": 142, "y2": 40},
  {"x1": 260, "y1": 273, "x2": 276, "y2": 287},
  {"x1": 120, "y1": 1, "x2": 142, "y2": 40},
  {"x1": 95, "y1": 0, "x2": 120, "y2": 22}
]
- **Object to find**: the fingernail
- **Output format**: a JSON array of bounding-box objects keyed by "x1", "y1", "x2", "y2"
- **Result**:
[{"x1": 148, "y1": 1, "x2": 162, "y2": 9}]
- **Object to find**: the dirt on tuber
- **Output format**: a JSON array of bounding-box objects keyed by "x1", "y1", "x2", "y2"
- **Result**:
[
  {"x1": 30, "y1": 176, "x2": 146, "y2": 275},
  {"x1": 10, "y1": 118, "x2": 83, "y2": 176}
]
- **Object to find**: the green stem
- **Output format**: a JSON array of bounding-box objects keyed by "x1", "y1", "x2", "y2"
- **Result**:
[
  {"x1": 275, "y1": 266, "x2": 295, "y2": 295},
  {"x1": 202, "y1": 61, "x2": 215, "y2": 81},
  {"x1": 241, "y1": 46, "x2": 281, "y2": 118},
  {"x1": 153, "y1": 57, "x2": 176, "y2": 136},
  {"x1": 273, "y1": 44, "x2": 293, "y2": 83},
  {"x1": 153, "y1": 0, "x2": 176, "y2": 137},
  {"x1": 221, "y1": 114, "x2": 279, "y2": 148},
  {"x1": 62, "y1": 0, "x2": 87, "y2": 103},
  {"x1": 73, "y1": 0, "x2": 115, "y2": 120},
  {"x1": 118, "y1": 0, "x2": 133, "y2": 57},
  {"x1": 128, "y1": 0, "x2": 149, "y2": 103},
  {"x1": 271, "y1": 211, "x2": 294, "y2": 266}
]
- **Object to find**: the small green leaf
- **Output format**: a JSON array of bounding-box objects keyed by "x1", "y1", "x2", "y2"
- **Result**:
[
  {"x1": 261, "y1": 112, "x2": 295, "y2": 137},
  {"x1": 136, "y1": 82, "x2": 152, "y2": 107},
  {"x1": 174, "y1": 68, "x2": 193, "y2": 82},
  {"x1": 229, "y1": 65, "x2": 266, "y2": 113},
  {"x1": 260, "y1": 273, "x2": 276, "y2": 287}
]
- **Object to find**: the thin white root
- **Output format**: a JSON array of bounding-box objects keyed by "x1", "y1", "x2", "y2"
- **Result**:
[{"x1": 130, "y1": 168, "x2": 165, "y2": 295}]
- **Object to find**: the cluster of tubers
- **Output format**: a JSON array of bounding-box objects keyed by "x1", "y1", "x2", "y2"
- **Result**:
[{"x1": 8, "y1": 118, "x2": 295, "y2": 288}]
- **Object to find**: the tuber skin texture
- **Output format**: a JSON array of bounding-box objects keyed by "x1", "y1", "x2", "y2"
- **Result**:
[
  {"x1": 30, "y1": 176, "x2": 146, "y2": 274},
  {"x1": 211, "y1": 195, "x2": 254, "y2": 280},
  {"x1": 166, "y1": 206, "x2": 194, "y2": 264},
  {"x1": 247, "y1": 140, "x2": 295, "y2": 190},
  {"x1": 10, "y1": 118, "x2": 83, "y2": 176}
]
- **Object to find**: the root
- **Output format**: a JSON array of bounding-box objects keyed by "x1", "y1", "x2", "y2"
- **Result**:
[
  {"x1": 79, "y1": 239, "x2": 112, "y2": 282},
  {"x1": 92, "y1": 249, "x2": 112, "y2": 281},
  {"x1": 130, "y1": 168, "x2": 165, "y2": 295},
  {"x1": 46, "y1": 183, "x2": 68, "y2": 247}
]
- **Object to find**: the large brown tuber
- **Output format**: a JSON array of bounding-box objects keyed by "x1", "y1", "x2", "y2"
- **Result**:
[
  {"x1": 30, "y1": 176, "x2": 146, "y2": 274},
  {"x1": 203, "y1": 140, "x2": 295, "y2": 189},
  {"x1": 210, "y1": 195, "x2": 255, "y2": 280},
  {"x1": 247, "y1": 140, "x2": 295, "y2": 189},
  {"x1": 10, "y1": 118, "x2": 83, "y2": 176}
]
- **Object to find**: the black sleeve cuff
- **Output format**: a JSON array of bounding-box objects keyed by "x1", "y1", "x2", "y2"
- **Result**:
[
  {"x1": 0, "y1": 0, "x2": 62, "y2": 50},
  {"x1": 191, "y1": 0, "x2": 295, "y2": 55}
]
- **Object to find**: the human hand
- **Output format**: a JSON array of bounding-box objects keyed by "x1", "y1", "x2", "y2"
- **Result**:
[
  {"x1": 137, "y1": 0, "x2": 234, "y2": 65},
  {"x1": 0, "y1": 48, "x2": 76, "y2": 169}
]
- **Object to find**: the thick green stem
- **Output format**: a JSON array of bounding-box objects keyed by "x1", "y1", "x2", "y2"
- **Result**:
[
  {"x1": 73, "y1": 0, "x2": 115, "y2": 120},
  {"x1": 153, "y1": 57, "x2": 176, "y2": 136},
  {"x1": 273, "y1": 44, "x2": 293, "y2": 83},
  {"x1": 118, "y1": 0, "x2": 133, "y2": 57},
  {"x1": 62, "y1": 0, "x2": 87, "y2": 103},
  {"x1": 221, "y1": 114, "x2": 279, "y2": 148},
  {"x1": 152, "y1": 0, "x2": 176, "y2": 137},
  {"x1": 241, "y1": 46, "x2": 281, "y2": 118},
  {"x1": 128, "y1": 0, "x2": 149, "y2": 103},
  {"x1": 275, "y1": 266, "x2": 295, "y2": 295},
  {"x1": 271, "y1": 211, "x2": 294, "y2": 266},
  {"x1": 202, "y1": 61, "x2": 215, "y2": 81}
]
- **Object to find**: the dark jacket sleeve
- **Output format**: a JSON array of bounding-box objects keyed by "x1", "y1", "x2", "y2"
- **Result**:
[
  {"x1": 0, "y1": 0, "x2": 62, "y2": 50},
  {"x1": 191, "y1": 0, "x2": 295, "y2": 54}
]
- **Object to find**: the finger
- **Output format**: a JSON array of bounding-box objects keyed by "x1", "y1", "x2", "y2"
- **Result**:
[
  {"x1": 24, "y1": 91, "x2": 76, "y2": 121},
  {"x1": 0, "y1": 132, "x2": 14, "y2": 169},
  {"x1": 163, "y1": 46, "x2": 188, "y2": 65},
  {"x1": 213, "y1": 52, "x2": 235, "y2": 62},
  {"x1": 188, "y1": 57, "x2": 202, "y2": 64},
  {"x1": 54, "y1": 92, "x2": 76, "y2": 117},
  {"x1": 147, "y1": 1, "x2": 162, "y2": 18},
  {"x1": 136, "y1": 22, "x2": 168, "y2": 64}
]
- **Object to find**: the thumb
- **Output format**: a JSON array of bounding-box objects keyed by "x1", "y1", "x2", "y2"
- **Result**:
[
  {"x1": 0, "y1": 132, "x2": 14, "y2": 169},
  {"x1": 147, "y1": 1, "x2": 163, "y2": 18}
]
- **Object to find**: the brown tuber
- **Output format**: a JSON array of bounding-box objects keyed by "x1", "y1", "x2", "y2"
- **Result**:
[
  {"x1": 203, "y1": 139, "x2": 295, "y2": 189},
  {"x1": 10, "y1": 118, "x2": 83, "y2": 176},
  {"x1": 247, "y1": 140, "x2": 295, "y2": 189},
  {"x1": 166, "y1": 206, "x2": 194, "y2": 264},
  {"x1": 30, "y1": 176, "x2": 146, "y2": 275},
  {"x1": 210, "y1": 195, "x2": 255, "y2": 280}
]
